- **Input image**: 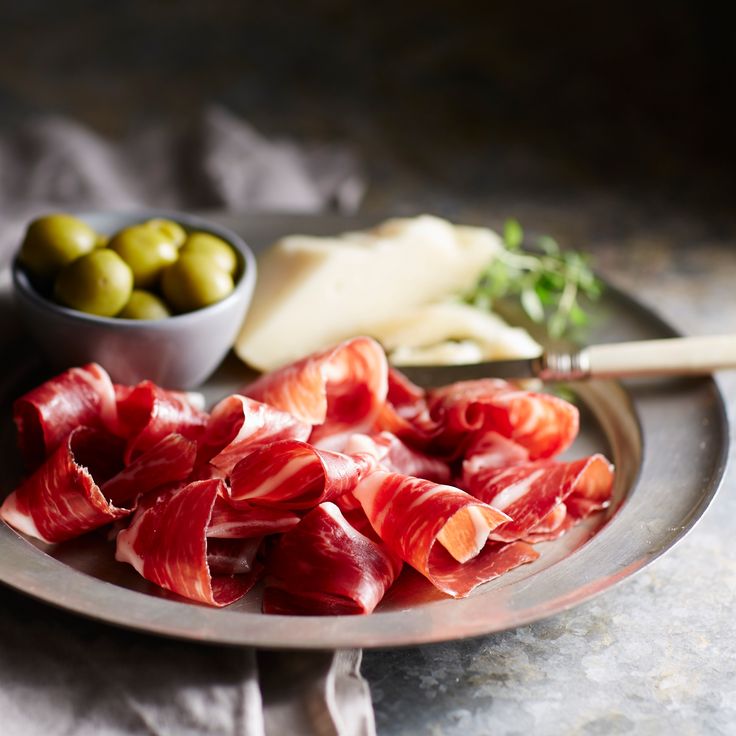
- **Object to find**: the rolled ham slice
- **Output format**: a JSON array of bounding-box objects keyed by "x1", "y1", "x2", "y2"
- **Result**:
[
  {"x1": 463, "y1": 453, "x2": 615, "y2": 542},
  {"x1": 1, "y1": 427, "x2": 129, "y2": 543},
  {"x1": 354, "y1": 470, "x2": 537, "y2": 597},
  {"x1": 197, "y1": 394, "x2": 310, "y2": 474},
  {"x1": 115, "y1": 479, "x2": 260, "y2": 607},
  {"x1": 116, "y1": 380, "x2": 208, "y2": 462},
  {"x1": 243, "y1": 336, "x2": 388, "y2": 448},
  {"x1": 229, "y1": 439, "x2": 377, "y2": 510},
  {"x1": 13, "y1": 363, "x2": 117, "y2": 468},
  {"x1": 263, "y1": 502, "x2": 402, "y2": 615},
  {"x1": 427, "y1": 379, "x2": 579, "y2": 459}
]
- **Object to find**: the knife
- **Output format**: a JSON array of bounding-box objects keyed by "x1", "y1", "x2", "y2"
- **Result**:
[{"x1": 396, "y1": 334, "x2": 736, "y2": 388}]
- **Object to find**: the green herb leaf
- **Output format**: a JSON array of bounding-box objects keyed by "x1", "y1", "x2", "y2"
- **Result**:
[
  {"x1": 569, "y1": 303, "x2": 588, "y2": 326},
  {"x1": 548, "y1": 311, "x2": 567, "y2": 338},
  {"x1": 536, "y1": 235, "x2": 559, "y2": 255},
  {"x1": 521, "y1": 287, "x2": 545, "y2": 323},
  {"x1": 465, "y1": 219, "x2": 603, "y2": 337},
  {"x1": 503, "y1": 219, "x2": 524, "y2": 250}
]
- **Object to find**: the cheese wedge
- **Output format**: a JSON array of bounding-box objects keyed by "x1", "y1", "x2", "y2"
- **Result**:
[{"x1": 235, "y1": 216, "x2": 502, "y2": 370}]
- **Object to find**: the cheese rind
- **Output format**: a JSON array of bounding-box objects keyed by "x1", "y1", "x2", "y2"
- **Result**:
[{"x1": 235, "y1": 216, "x2": 502, "y2": 371}]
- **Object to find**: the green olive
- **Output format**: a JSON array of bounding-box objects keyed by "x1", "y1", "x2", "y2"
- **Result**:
[
  {"x1": 119, "y1": 289, "x2": 172, "y2": 320},
  {"x1": 181, "y1": 232, "x2": 238, "y2": 275},
  {"x1": 145, "y1": 218, "x2": 187, "y2": 248},
  {"x1": 54, "y1": 250, "x2": 133, "y2": 317},
  {"x1": 19, "y1": 214, "x2": 98, "y2": 280},
  {"x1": 95, "y1": 233, "x2": 109, "y2": 248},
  {"x1": 108, "y1": 225, "x2": 179, "y2": 288},
  {"x1": 161, "y1": 253, "x2": 234, "y2": 313}
]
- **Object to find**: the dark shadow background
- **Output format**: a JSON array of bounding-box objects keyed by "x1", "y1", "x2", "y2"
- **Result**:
[{"x1": 1, "y1": 0, "x2": 735, "y2": 212}]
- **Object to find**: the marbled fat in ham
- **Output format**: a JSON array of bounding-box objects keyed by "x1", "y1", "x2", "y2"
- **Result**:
[
  {"x1": 353, "y1": 470, "x2": 536, "y2": 597},
  {"x1": 115, "y1": 479, "x2": 260, "y2": 606},
  {"x1": 426, "y1": 379, "x2": 579, "y2": 459},
  {"x1": 0, "y1": 427, "x2": 129, "y2": 543},
  {"x1": 207, "y1": 496, "x2": 301, "y2": 538},
  {"x1": 463, "y1": 453, "x2": 614, "y2": 542},
  {"x1": 229, "y1": 439, "x2": 377, "y2": 510},
  {"x1": 376, "y1": 375, "x2": 578, "y2": 461},
  {"x1": 197, "y1": 394, "x2": 310, "y2": 474}
]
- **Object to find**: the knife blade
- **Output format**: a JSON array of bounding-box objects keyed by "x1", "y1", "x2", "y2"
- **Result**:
[
  {"x1": 397, "y1": 356, "x2": 544, "y2": 388},
  {"x1": 395, "y1": 334, "x2": 736, "y2": 388}
]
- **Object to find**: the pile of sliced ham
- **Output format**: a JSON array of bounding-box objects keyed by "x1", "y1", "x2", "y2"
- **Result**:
[{"x1": 0, "y1": 337, "x2": 614, "y2": 615}]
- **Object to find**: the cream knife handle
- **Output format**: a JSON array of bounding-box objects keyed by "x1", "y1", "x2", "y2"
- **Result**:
[{"x1": 583, "y1": 334, "x2": 736, "y2": 378}]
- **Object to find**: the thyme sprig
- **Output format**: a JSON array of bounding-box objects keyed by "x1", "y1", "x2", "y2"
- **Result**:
[{"x1": 466, "y1": 219, "x2": 602, "y2": 338}]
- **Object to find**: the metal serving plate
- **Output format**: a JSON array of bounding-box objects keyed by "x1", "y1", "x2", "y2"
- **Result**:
[{"x1": 0, "y1": 214, "x2": 728, "y2": 649}]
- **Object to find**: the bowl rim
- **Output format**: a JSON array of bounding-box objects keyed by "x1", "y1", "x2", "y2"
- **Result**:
[{"x1": 11, "y1": 209, "x2": 257, "y2": 329}]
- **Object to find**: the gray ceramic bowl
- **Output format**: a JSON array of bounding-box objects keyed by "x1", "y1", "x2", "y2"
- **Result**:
[{"x1": 12, "y1": 210, "x2": 257, "y2": 389}]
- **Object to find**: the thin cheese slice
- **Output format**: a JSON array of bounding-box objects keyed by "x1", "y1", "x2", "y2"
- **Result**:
[
  {"x1": 373, "y1": 300, "x2": 541, "y2": 365},
  {"x1": 235, "y1": 216, "x2": 502, "y2": 371}
]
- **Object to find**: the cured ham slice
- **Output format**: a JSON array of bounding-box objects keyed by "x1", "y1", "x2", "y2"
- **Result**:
[
  {"x1": 243, "y1": 337, "x2": 388, "y2": 447},
  {"x1": 428, "y1": 539, "x2": 540, "y2": 596},
  {"x1": 522, "y1": 504, "x2": 573, "y2": 543},
  {"x1": 344, "y1": 432, "x2": 451, "y2": 484},
  {"x1": 116, "y1": 380, "x2": 208, "y2": 462},
  {"x1": 462, "y1": 431, "x2": 530, "y2": 473},
  {"x1": 229, "y1": 440, "x2": 377, "y2": 510},
  {"x1": 207, "y1": 496, "x2": 301, "y2": 538},
  {"x1": 463, "y1": 453, "x2": 614, "y2": 542},
  {"x1": 376, "y1": 374, "x2": 578, "y2": 461},
  {"x1": 1, "y1": 427, "x2": 129, "y2": 544},
  {"x1": 427, "y1": 379, "x2": 579, "y2": 459},
  {"x1": 198, "y1": 394, "x2": 310, "y2": 474},
  {"x1": 387, "y1": 366, "x2": 426, "y2": 407},
  {"x1": 375, "y1": 368, "x2": 437, "y2": 447},
  {"x1": 206, "y1": 537, "x2": 262, "y2": 575},
  {"x1": 115, "y1": 479, "x2": 259, "y2": 606},
  {"x1": 263, "y1": 502, "x2": 402, "y2": 615},
  {"x1": 13, "y1": 363, "x2": 117, "y2": 468},
  {"x1": 354, "y1": 470, "x2": 535, "y2": 597},
  {"x1": 102, "y1": 433, "x2": 197, "y2": 506},
  {"x1": 333, "y1": 431, "x2": 451, "y2": 513},
  {"x1": 2, "y1": 347, "x2": 617, "y2": 616}
]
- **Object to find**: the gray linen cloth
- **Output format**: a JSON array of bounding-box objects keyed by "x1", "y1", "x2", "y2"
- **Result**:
[
  {"x1": 0, "y1": 106, "x2": 364, "y2": 266},
  {"x1": 0, "y1": 108, "x2": 374, "y2": 736}
]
